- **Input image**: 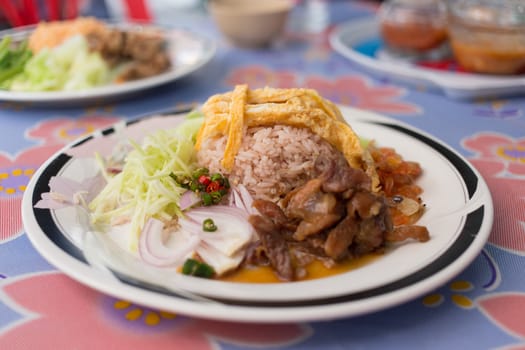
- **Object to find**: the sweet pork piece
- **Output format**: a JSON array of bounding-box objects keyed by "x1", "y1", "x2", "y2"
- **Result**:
[
  {"x1": 346, "y1": 191, "x2": 392, "y2": 255},
  {"x1": 284, "y1": 178, "x2": 343, "y2": 240},
  {"x1": 248, "y1": 208, "x2": 294, "y2": 281},
  {"x1": 324, "y1": 215, "x2": 358, "y2": 259},
  {"x1": 248, "y1": 154, "x2": 394, "y2": 281},
  {"x1": 86, "y1": 28, "x2": 171, "y2": 81},
  {"x1": 122, "y1": 31, "x2": 166, "y2": 61},
  {"x1": 314, "y1": 156, "x2": 371, "y2": 194}
]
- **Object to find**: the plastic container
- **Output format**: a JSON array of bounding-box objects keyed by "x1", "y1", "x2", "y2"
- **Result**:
[{"x1": 447, "y1": 0, "x2": 525, "y2": 75}]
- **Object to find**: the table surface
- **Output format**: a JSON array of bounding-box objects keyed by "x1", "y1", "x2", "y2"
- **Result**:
[{"x1": 1, "y1": 1, "x2": 525, "y2": 349}]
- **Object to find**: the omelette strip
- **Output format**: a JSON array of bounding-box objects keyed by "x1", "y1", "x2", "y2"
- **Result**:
[
  {"x1": 222, "y1": 85, "x2": 248, "y2": 169},
  {"x1": 203, "y1": 87, "x2": 344, "y2": 121}
]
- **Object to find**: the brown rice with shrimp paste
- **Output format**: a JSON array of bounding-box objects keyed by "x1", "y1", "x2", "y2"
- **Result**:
[{"x1": 197, "y1": 124, "x2": 348, "y2": 201}]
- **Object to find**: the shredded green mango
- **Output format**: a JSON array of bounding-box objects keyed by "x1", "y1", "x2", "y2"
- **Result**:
[{"x1": 89, "y1": 113, "x2": 204, "y2": 250}]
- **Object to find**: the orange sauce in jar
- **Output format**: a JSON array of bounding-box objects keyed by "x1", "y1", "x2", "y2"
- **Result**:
[
  {"x1": 450, "y1": 39, "x2": 525, "y2": 75},
  {"x1": 381, "y1": 21, "x2": 448, "y2": 52},
  {"x1": 447, "y1": 1, "x2": 525, "y2": 75},
  {"x1": 378, "y1": 0, "x2": 448, "y2": 53},
  {"x1": 219, "y1": 253, "x2": 382, "y2": 283}
]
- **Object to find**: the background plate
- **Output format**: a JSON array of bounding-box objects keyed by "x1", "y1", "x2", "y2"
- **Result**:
[
  {"x1": 0, "y1": 23, "x2": 216, "y2": 105},
  {"x1": 21, "y1": 106, "x2": 493, "y2": 323},
  {"x1": 330, "y1": 18, "x2": 525, "y2": 100}
]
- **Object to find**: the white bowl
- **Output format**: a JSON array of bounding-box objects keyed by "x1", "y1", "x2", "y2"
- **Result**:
[{"x1": 209, "y1": 0, "x2": 293, "y2": 48}]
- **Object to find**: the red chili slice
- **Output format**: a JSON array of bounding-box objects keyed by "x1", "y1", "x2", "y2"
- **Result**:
[
  {"x1": 198, "y1": 175, "x2": 211, "y2": 186},
  {"x1": 206, "y1": 181, "x2": 221, "y2": 193}
]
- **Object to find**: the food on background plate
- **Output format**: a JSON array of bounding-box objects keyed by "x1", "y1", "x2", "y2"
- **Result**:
[
  {"x1": 36, "y1": 86, "x2": 429, "y2": 282},
  {"x1": 0, "y1": 17, "x2": 170, "y2": 92},
  {"x1": 6, "y1": 35, "x2": 110, "y2": 92},
  {"x1": 0, "y1": 36, "x2": 32, "y2": 89}
]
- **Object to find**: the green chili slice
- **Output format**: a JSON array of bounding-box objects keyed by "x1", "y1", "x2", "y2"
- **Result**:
[
  {"x1": 182, "y1": 258, "x2": 215, "y2": 278},
  {"x1": 202, "y1": 218, "x2": 217, "y2": 232}
]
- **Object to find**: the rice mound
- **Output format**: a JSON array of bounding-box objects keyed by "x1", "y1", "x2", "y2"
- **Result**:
[{"x1": 197, "y1": 125, "x2": 347, "y2": 201}]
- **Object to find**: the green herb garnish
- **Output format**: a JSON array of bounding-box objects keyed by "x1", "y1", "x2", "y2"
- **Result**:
[
  {"x1": 171, "y1": 168, "x2": 230, "y2": 206},
  {"x1": 182, "y1": 258, "x2": 215, "y2": 278}
]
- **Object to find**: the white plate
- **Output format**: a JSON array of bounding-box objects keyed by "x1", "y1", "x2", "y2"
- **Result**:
[
  {"x1": 21, "y1": 106, "x2": 493, "y2": 323},
  {"x1": 0, "y1": 23, "x2": 215, "y2": 105},
  {"x1": 330, "y1": 18, "x2": 525, "y2": 100}
]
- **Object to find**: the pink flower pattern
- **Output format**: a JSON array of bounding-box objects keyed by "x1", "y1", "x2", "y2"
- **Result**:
[
  {"x1": 226, "y1": 66, "x2": 420, "y2": 115},
  {"x1": 0, "y1": 272, "x2": 311, "y2": 349},
  {"x1": 462, "y1": 133, "x2": 525, "y2": 254},
  {"x1": 226, "y1": 65, "x2": 298, "y2": 89},
  {"x1": 304, "y1": 75, "x2": 420, "y2": 115},
  {"x1": 0, "y1": 145, "x2": 63, "y2": 242},
  {"x1": 463, "y1": 133, "x2": 525, "y2": 176},
  {"x1": 27, "y1": 115, "x2": 121, "y2": 145},
  {"x1": 477, "y1": 293, "x2": 525, "y2": 348}
]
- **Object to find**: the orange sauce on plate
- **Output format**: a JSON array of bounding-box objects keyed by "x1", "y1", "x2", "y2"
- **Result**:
[{"x1": 220, "y1": 253, "x2": 382, "y2": 283}]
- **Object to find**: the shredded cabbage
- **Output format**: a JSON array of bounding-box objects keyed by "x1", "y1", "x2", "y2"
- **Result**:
[
  {"x1": 89, "y1": 113, "x2": 204, "y2": 250},
  {"x1": 9, "y1": 35, "x2": 110, "y2": 92}
]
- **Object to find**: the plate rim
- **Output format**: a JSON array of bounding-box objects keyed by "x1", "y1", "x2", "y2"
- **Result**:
[
  {"x1": 329, "y1": 17, "x2": 525, "y2": 99},
  {"x1": 21, "y1": 106, "x2": 494, "y2": 323},
  {"x1": 0, "y1": 23, "x2": 216, "y2": 104}
]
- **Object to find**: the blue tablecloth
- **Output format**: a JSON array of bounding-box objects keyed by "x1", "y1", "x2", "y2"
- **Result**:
[{"x1": 1, "y1": 1, "x2": 524, "y2": 349}]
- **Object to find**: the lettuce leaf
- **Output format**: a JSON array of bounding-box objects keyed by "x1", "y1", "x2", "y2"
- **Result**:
[{"x1": 9, "y1": 35, "x2": 109, "y2": 92}]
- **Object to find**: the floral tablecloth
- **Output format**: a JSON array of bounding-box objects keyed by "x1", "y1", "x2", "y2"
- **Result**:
[{"x1": 1, "y1": 1, "x2": 524, "y2": 349}]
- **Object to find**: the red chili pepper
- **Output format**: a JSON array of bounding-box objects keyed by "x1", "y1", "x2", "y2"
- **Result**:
[
  {"x1": 198, "y1": 175, "x2": 211, "y2": 186},
  {"x1": 206, "y1": 181, "x2": 221, "y2": 193}
]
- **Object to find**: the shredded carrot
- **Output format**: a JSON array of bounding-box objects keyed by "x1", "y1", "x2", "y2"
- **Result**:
[{"x1": 28, "y1": 17, "x2": 109, "y2": 53}]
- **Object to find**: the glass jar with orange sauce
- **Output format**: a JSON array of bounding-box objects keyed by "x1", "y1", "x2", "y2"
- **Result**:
[
  {"x1": 447, "y1": 0, "x2": 525, "y2": 75},
  {"x1": 378, "y1": 0, "x2": 449, "y2": 56}
]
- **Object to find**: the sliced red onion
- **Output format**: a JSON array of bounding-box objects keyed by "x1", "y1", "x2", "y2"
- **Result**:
[
  {"x1": 83, "y1": 174, "x2": 107, "y2": 202},
  {"x1": 138, "y1": 206, "x2": 255, "y2": 273},
  {"x1": 228, "y1": 188, "x2": 235, "y2": 206},
  {"x1": 195, "y1": 240, "x2": 245, "y2": 275},
  {"x1": 34, "y1": 174, "x2": 106, "y2": 209},
  {"x1": 178, "y1": 216, "x2": 203, "y2": 233},
  {"x1": 179, "y1": 190, "x2": 201, "y2": 211},
  {"x1": 178, "y1": 205, "x2": 254, "y2": 259},
  {"x1": 34, "y1": 192, "x2": 70, "y2": 209},
  {"x1": 183, "y1": 206, "x2": 253, "y2": 255},
  {"x1": 48, "y1": 176, "x2": 84, "y2": 198},
  {"x1": 185, "y1": 205, "x2": 249, "y2": 221},
  {"x1": 237, "y1": 184, "x2": 257, "y2": 215},
  {"x1": 230, "y1": 186, "x2": 244, "y2": 209},
  {"x1": 200, "y1": 227, "x2": 252, "y2": 257},
  {"x1": 138, "y1": 218, "x2": 200, "y2": 267},
  {"x1": 228, "y1": 184, "x2": 257, "y2": 215}
]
